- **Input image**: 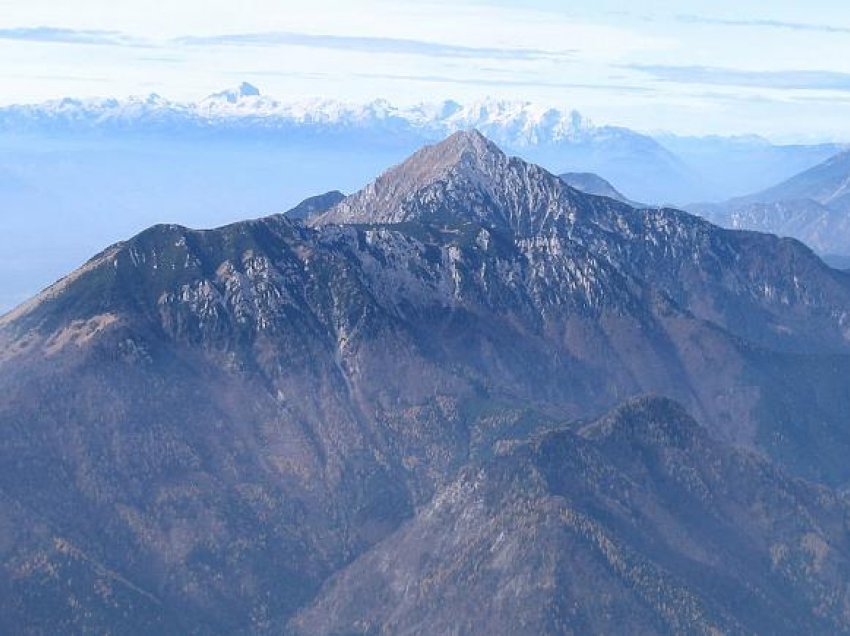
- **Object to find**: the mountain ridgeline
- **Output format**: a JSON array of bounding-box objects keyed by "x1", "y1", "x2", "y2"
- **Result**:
[
  {"x1": 692, "y1": 148, "x2": 850, "y2": 259},
  {"x1": 3, "y1": 86, "x2": 844, "y2": 317},
  {"x1": 559, "y1": 171, "x2": 643, "y2": 207},
  {"x1": 2, "y1": 130, "x2": 850, "y2": 633}
]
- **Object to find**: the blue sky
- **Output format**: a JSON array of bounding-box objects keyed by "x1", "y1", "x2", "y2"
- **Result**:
[{"x1": 3, "y1": 0, "x2": 850, "y2": 140}]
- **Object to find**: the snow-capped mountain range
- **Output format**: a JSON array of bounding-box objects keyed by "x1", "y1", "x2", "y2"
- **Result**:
[
  {"x1": 0, "y1": 81, "x2": 635, "y2": 148},
  {"x1": 3, "y1": 82, "x2": 841, "y2": 205},
  {"x1": 0, "y1": 82, "x2": 700, "y2": 206}
]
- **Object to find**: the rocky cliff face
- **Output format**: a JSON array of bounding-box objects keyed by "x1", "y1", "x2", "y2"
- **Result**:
[{"x1": 3, "y1": 131, "x2": 850, "y2": 632}]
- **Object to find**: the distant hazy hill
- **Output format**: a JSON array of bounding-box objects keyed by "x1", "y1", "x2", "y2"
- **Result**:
[
  {"x1": 658, "y1": 133, "x2": 842, "y2": 202},
  {"x1": 694, "y1": 148, "x2": 850, "y2": 257},
  {"x1": 559, "y1": 172, "x2": 643, "y2": 206},
  {"x1": 0, "y1": 83, "x2": 838, "y2": 206},
  {"x1": 747, "y1": 148, "x2": 850, "y2": 209}
]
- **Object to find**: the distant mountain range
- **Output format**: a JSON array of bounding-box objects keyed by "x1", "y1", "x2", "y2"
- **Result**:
[
  {"x1": 0, "y1": 82, "x2": 693, "y2": 202},
  {"x1": 0, "y1": 83, "x2": 843, "y2": 205},
  {"x1": 692, "y1": 148, "x2": 850, "y2": 260},
  {"x1": 0, "y1": 81, "x2": 664, "y2": 154},
  {"x1": 4, "y1": 131, "x2": 850, "y2": 632},
  {"x1": 3, "y1": 84, "x2": 845, "y2": 314},
  {"x1": 0, "y1": 82, "x2": 637, "y2": 146},
  {"x1": 658, "y1": 133, "x2": 845, "y2": 204}
]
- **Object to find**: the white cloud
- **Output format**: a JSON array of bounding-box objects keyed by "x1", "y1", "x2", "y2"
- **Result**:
[{"x1": 2, "y1": 0, "x2": 850, "y2": 139}]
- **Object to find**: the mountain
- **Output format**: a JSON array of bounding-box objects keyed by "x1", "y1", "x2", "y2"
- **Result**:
[
  {"x1": 0, "y1": 87, "x2": 687, "y2": 314},
  {"x1": 282, "y1": 190, "x2": 346, "y2": 222},
  {"x1": 207, "y1": 81, "x2": 263, "y2": 103},
  {"x1": 741, "y1": 149, "x2": 850, "y2": 208},
  {"x1": 694, "y1": 149, "x2": 850, "y2": 257},
  {"x1": 4, "y1": 87, "x2": 836, "y2": 205},
  {"x1": 658, "y1": 133, "x2": 843, "y2": 201},
  {"x1": 294, "y1": 397, "x2": 850, "y2": 635},
  {"x1": 559, "y1": 172, "x2": 642, "y2": 206},
  {"x1": 4, "y1": 131, "x2": 850, "y2": 631},
  {"x1": 3, "y1": 86, "x2": 844, "y2": 315},
  {"x1": 0, "y1": 85, "x2": 663, "y2": 152},
  {"x1": 0, "y1": 85, "x2": 703, "y2": 204}
]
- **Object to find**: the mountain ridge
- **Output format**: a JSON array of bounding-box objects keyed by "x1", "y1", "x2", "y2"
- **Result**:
[
  {"x1": 693, "y1": 148, "x2": 850, "y2": 257},
  {"x1": 292, "y1": 396, "x2": 850, "y2": 635},
  {"x1": 559, "y1": 171, "x2": 643, "y2": 207},
  {"x1": 5, "y1": 131, "x2": 850, "y2": 631},
  {"x1": 0, "y1": 87, "x2": 644, "y2": 148},
  {"x1": 312, "y1": 129, "x2": 598, "y2": 233}
]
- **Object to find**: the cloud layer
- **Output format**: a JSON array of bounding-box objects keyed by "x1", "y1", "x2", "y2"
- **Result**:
[
  {"x1": 0, "y1": 26, "x2": 142, "y2": 46},
  {"x1": 629, "y1": 64, "x2": 850, "y2": 92},
  {"x1": 677, "y1": 14, "x2": 850, "y2": 35},
  {"x1": 175, "y1": 31, "x2": 573, "y2": 61},
  {"x1": 0, "y1": 25, "x2": 574, "y2": 63}
]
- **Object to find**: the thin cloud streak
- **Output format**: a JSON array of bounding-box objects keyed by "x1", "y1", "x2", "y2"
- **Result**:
[
  {"x1": 175, "y1": 31, "x2": 574, "y2": 61},
  {"x1": 0, "y1": 26, "x2": 145, "y2": 47},
  {"x1": 0, "y1": 25, "x2": 574, "y2": 63},
  {"x1": 628, "y1": 64, "x2": 850, "y2": 92},
  {"x1": 676, "y1": 14, "x2": 850, "y2": 35},
  {"x1": 354, "y1": 71, "x2": 654, "y2": 93}
]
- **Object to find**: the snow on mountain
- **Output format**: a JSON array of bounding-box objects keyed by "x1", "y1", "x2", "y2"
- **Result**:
[
  {"x1": 2, "y1": 83, "x2": 840, "y2": 208},
  {"x1": 0, "y1": 84, "x2": 697, "y2": 203},
  {"x1": 0, "y1": 83, "x2": 640, "y2": 146}
]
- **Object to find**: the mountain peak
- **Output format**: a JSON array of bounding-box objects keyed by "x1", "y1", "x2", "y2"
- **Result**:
[
  {"x1": 397, "y1": 128, "x2": 506, "y2": 182},
  {"x1": 311, "y1": 129, "x2": 515, "y2": 227},
  {"x1": 439, "y1": 128, "x2": 497, "y2": 153},
  {"x1": 579, "y1": 396, "x2": 704, "y2": 450},
  {"x1": 238, "y1": 82, "x2": 261, "y2": 96},
  {"x1": 206, "y1": 82, "x2": 262, "y2": 104},
  {"x1": 383, "y1": 128, "x2": 504, "y2": 179}
]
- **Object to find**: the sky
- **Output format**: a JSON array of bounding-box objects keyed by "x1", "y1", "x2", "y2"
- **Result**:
[{"x1": 2, "y1": 0, "x2": 850, "y2": 140}]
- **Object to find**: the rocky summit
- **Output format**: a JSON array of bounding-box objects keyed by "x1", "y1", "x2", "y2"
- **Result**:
[{"x1": 3, "y1": 131, "x2": 850, "y2": 634}]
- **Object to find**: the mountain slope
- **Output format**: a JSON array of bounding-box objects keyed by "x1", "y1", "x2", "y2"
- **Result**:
[
  {"x1": 293, "y1": 397, "x2": 850, "y2": 635},
  {"x1": 559, "y1": 171, "x2": 642, "y2": 206},
  {"x1": 695, "y1": 149, "x2": 850, "y2": 256},
  {"x1": 658, "y1": 133, "x2": 843, "y2": 201},
  {"x1": 4, "y1": 131, "x2": 850, "y2": 631},
  {"x1": 283, "y1": 190, "x2": 346, "y2": 221},
  {"x1": 750, "y1": 149, "x2": 850, "y2": 208}
]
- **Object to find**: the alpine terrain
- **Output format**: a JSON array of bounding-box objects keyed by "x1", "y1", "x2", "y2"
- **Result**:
[
  {"x1": 692, "y1": 148, "x2": 850, "y2": 260},
  {"x1": 3, "y1": 131, "x2": 850, "y2": 633},
  {"x1": 2, "y1": 84, "x2": 840, "y2": 314}
]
